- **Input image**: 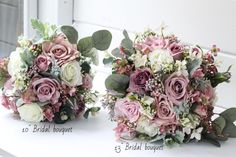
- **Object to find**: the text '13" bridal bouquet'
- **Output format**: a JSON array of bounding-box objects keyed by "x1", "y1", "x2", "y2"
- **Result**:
[
  {"x1": 0, "y1": 19, "x2": 112, "y2": 124},
  {"x1": 103, "y1": 28, "x2": 235, "y2": 147}
]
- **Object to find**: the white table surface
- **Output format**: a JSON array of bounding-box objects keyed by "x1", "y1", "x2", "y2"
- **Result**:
[{"x1": 0, "y1": 104, "x2": 236, "y2": 157}]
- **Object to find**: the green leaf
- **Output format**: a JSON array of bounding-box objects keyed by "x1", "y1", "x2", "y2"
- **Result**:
[
  {"x1": 83, "y1": 107, "x2": 100, "y2": 119},
  {"x1": 202, "y1": 133, "x2": 221, "y2": 147},
  {"x1": 92, "y1": 30, "x2": 112, "y2": 51},
  {"x1": 111, "y1": 48, "x2": 123, "y2": 58},
  {"x1": 213, "y1": 116, "x2": 226, "y2": 135},
  {"x1": 61, "y1": 25, "x2": 78, "y2": 44},
  {"x1": 20, "y1": 51, "x2": 35, "y2": 66},
  {"x1": 105, "y1": 74, "x2": 129, "y2": 94},
  {"x1": 78, "y1": 36, "x2": 94, "y2": 54},
  {"x1": 103, "y1": 57, "x2": 114, "y2": 65},
  {"x1": 187, "y1": 59, "x2": 202, "y2": 75},
  {"x1": 120, "y1": 30, "x2": 135, "y2": 56},
  {"x1": 31, "y1": 19, "x2": 45, "y2": 37},
  {"x1": 83, "y1": 109, "x2": 90, "y2": 119},
  {"x1": 81, "y1": 61, "x2": 91, "y2": 74},
  {"x1": 220, "y1": 108, "x2": 236, "y2": 122},
  {"x1": 223, "y1": 121, "x2": 236, "y2": 137}
]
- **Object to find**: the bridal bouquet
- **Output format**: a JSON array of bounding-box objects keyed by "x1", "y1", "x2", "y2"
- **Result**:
[
  {"x1": 103, "y1": 28, "x2": 235, "y2": 147},
  {"x1": 0, "y1": 19, "x2": 112, "y2": 124}
]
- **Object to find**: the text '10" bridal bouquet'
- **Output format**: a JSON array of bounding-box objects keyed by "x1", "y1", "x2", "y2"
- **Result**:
[
  {"x1": 0, "y1": 19, "x2": 112, "y2": 124},
  {"x1": 103, "y1": 28, "x2": 236, "y2": 147}
]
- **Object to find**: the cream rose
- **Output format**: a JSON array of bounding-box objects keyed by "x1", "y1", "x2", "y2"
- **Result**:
[
  {"x1": 60, "y1": 61, "x2": 82, "y2": 86},
  {"x1": 7, "y1": 48, "x2": 27, "y2": 80},
  {"x1": 136, "y1": 116, "x2": 158, "y2": 137},
  {"x1": 18, "y1": 103, "x2": 44, "y2": 122}
]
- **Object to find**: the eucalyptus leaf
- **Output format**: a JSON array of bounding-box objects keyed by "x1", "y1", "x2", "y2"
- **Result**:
[
  {"x1": 223, "y1": 121, "x2": 236, "y2": 137},
  {"x1": 105, "y1": 74, "x2": 129, "y2": 94},
  {"x1": 103, "y1": 57, "x2": 114, "y2": 65},
  {"x1": 111, "y1": 48, "x2": 123, "y2": 58},
  {"x1": 213, "y1": 116, "x2": 226, "y2": 135},
  {"x1": 202, "y1": 133, "x2": 221, "y2": 147},
  {"x1": 81, "y1": 61, "x2": 91, "y2": 74},
  {"x1": 61, "y1": 25, "x2": 78, "y2": 44},
  {"x1": 220, "y1": 108, "x2": 236, "y2": 122},
  {"x1": 187, "y1": 59, "x2": 202, "y2": 75},
  {"x1": 78, "y1": 36, "x2": 93, "y2": 54},
  {"x1": 120, "y1": 30, "x2": 135, "y2": 56},
  {"x1": 92, "y1": 30, "x2": 112, "y2": 51}
]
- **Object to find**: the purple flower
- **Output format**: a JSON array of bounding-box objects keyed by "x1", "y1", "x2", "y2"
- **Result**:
[
  {"x1": 82, "y1": 74, "x2": 93, "y2": 89},
  {"x1": 127, "y1": 68, "x2": 153, "y2": 94},
  {"x1": 114, "y1": 98, "x2": 140, "y2": 123},
  {"x1": 34, "y1": 54, "x2": 50, "y2": 72},
  {"x1": 164, "y1": 72, "x2": 189, "y2": 105},
  {"x1": 169, "y1": 43, "x2": 183, "y2": 60},
  {"x1": 32, "y1": 78, "x2": 60, "y2": 104}
]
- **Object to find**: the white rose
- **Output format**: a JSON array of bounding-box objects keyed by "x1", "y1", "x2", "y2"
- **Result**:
[
  {"x1": 136, "y1": 116, "x2": 158, "y2": 137},
  {"x1": 7, "y1": 48, "x2": 27, "y2": 81},
  {"x1": 134, "y1": 51, "x2": 147, "y2": 68},
  {"x1": 148, "y1": 49, "x2": 173, "y2": 72},
  {"x1": 18, "y1": 103, "x2": 44, "y2": 122},
  {"x1": 60, "y1": 61, "x2": 83, "y2": 86}
]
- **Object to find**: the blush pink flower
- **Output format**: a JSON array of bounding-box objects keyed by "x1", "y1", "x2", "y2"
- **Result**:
[
  {"x1": 154, "y1": 94, "x2": 178, "y2": 129},
  {"x1": 114, "y1": 123, "x2": 136, "y2": 140},
  {"x1": 114, "y1": 98, "x2": 140, "y2": 123},
  {"x1": 43, "y1": 107, "x2": 54, "y2": 122},
  {"x1": 0, "y1": 94, "x2": 17, "y2": 112},
  {"x1": 127, "y1": 68, "x2": 153, "y2": 94},
  {"x1": 32, "y1": 78, "x2": 60, "y2": 104},
  {"x1": 135, "y1": 36, "x2": 169, "y2": 53},
  {"x1": 42, "y1": 34, "x2": 79, "y2": 66},
  {"x1": 168, "y1": 43, "x2": 183, "y2": 60},
  {"x1": 82, "y1": 74, "x2": 93, "y2": 89},
  {"x1": 34, "y1": 54, "x2": 50, "y2": 72},
  {"x1": 165, "y1": 72, "x2": 189, "y2": 105},
  {"x1": 192, "y1": 68, "x2": 204, "y2": 78}
]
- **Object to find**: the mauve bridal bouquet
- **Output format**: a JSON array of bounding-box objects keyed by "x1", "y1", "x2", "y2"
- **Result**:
[
  {"x1": 0, "y1": 19, "x2": 112, "y2": 124},
  {"x1": 103, "y1": 28, "x2": 236, "y2": 147}
]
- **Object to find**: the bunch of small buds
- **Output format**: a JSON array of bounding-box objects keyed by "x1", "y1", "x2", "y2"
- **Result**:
[
  {"x1": 30, "y1": 44, "x2": 42, "y2": 56},
  {"x1": 145, "y1": 78, "x2": 164, "y2": 93},
  {"x1": 101, "y1": 93, "x2": 117, "y2": 108}
]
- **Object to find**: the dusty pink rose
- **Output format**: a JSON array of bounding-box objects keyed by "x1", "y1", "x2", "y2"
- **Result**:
[
  {"x1": 193, "y1": 104, "x2": 207, "y2": 118},
  {"x1": 135, "y1": 37, "x2": 169, "y2": 53},
  {"x1": 42, "y1": 34, "x2": 79, "y2": 66},
  {"x1": 34, "y1": 54, "x2": 50, "y2": 72},
  {"x1": 192, "y1": 68, "x2": 204, "y2": 78},
  {"x1": 169, "y1": 43, "x2": 183, "y2": 60},
  {"x1": 127, "y1": 68, "x2": 153, "y2": 94},
  {"x1": 165, "y1": 72, "x2": 189, "y2": 105},
  {"x1": 114, "y1": 123, "x2": 136, "y2": 140},
  {"x1": 114, "y1": 98, "x2": 140, "y2": 123},
  {"x1": 32, "y1": 78, "x2": 60, "y2": 104},
  {"x1": 43, "y1": 107, "x2": 54, "y2": 122},
  {"x1": 0, "y1": 94, "x2": 17, "y2": 112},
  {"x1": 82, "y1": 74, "x2": 93, "y2": 89},
  {"x1": 202, "y1": 84, "x2": 215, "y2": 102},
  {"x1": 154, "y1": 94, "x2": 178, "y2": 128}
]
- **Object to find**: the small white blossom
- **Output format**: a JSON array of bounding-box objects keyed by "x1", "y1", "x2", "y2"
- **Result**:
[
  {"x1": 175, "y1": 60, "x2": 188, "y2": 76},
  {"x1": 133, "y1": 51, "x2": 147, "y2": 68},
  {"x1": 190, "y1": 127, "x2": 203, "y2": 141}
]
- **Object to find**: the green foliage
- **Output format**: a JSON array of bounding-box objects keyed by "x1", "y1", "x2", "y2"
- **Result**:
[
  {"x1": 120, "y1": 30, "x2": 135, "y2": 56},
  {"x1": 92, "y1": 30, "x2": 112, "y2": 51},
  {"x1": 105, "y1": 74, "x2": 130, "y2": 94},
  {"x1": 81, "y1": 61, "x2": 91, "y2": 74},
  {"x1": 20, "y1": 49, "x2": 35, "y2": 66},
  {"x1": 31, "y1": 19, "x2": 57, "y2": 43},
  {"x1": 78, "y1": 37, "x2": 94, "y2": 55},
  {"x1": 111, "y1": 48, "x2": 123, "y2": 58},
  {"x1": 83, "y1": 107, "x2": 100, "y2": 119},
  {"x1": 61, "y1": 25, "x2": 78, "y2": 44},
  {"x1": 210, "y1": 65, "x2": 232, "y2": 87},
  {"x1": 186, "y1": 58, "x2": 201, "y2": 75}
]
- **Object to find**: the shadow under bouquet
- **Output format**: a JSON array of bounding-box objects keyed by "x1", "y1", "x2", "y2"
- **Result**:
[
  {"x1": 0, "y1": 19, "x2": 112, "y2": 124},
  {"x1": 103, "y1": 28, "x2": 235, "y2": 147}
]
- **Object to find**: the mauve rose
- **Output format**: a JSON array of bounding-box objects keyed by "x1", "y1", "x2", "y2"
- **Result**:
[
  {"x1": 202, "y1": 84, "x2": 215, "y2": 102},
  {"x1": 169, "y1": 43, "x2": 183, "y2": 60},
  {"x1": 127, "y1": 68, "x2": 153, "y2": 94},
  {"x1": 165, "y1": 72, "x2": 189, "y2": 105},
  {"x1": 114, "y1": 98, "x2": 140, "y2": 123},
  {"x1": 82, "y1": 74, "x2": 93, "y2": 89},
  {"x1": 192, "y1": 68, "x2": 204, "y2": 78},
  {"x1": 154, "y1": 94, "x2": 178, "y2": 128},
  {"x1": 135, "y1": 37, "x2": 169, "y2": 53},
  {"x1": 42, "y1": 34, "x2": 79, "y2": 66},
  {"x1": 32, "y1": 78, "x2": 60, "y2": 104},
  {"x1": 0, "y1": 94, "x2": 17, "y2": 112},
  {"x1": 114, "y1": 123, "x2": 136, "y2": 140},
  {"x1": 34, "y1": 54, "x2": 50, "y2": 72},
  {"x1": 43, "y1": 107, "x2": 54, "y2": 122}
]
